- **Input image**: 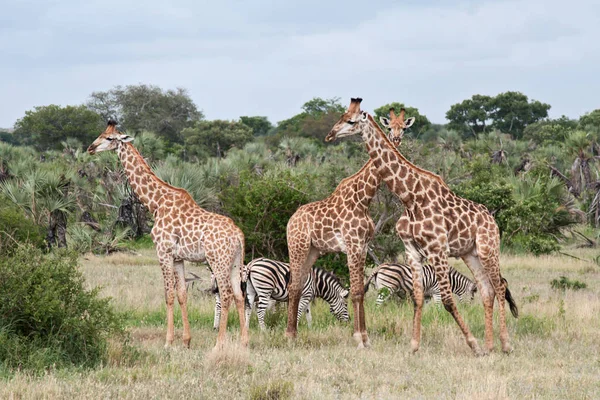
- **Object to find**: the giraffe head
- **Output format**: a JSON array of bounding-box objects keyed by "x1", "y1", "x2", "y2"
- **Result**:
[
  {"x1": 379, "y1": 108, "x2": 415, "y2": 147},
  {"x1": 325, "y1": 97, "x2": 367, "y2": 142},
  {"x1": 87, "y1": 120, "x2": 134, "y2": 155}
]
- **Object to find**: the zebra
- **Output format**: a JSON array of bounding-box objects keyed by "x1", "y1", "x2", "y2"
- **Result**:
[
  {"x1": 364, "y1": 263, "x2": 478, "y2": 306},
  {"x1": 213, "y1": 257, "x2": 349, "y2": 331}
]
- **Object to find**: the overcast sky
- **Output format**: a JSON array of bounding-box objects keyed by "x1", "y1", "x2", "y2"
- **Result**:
[{"x1": 1, "y1": 0, "x2": 599, "y2": 128}]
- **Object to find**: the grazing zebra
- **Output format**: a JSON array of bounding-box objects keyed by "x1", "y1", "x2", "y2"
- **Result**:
[
  {"x1": 213, "y1": 258, "x2": 350, "y2": 330},
  {"x1": 364, "y1": 263, "x2": 478, "y2": 306}
]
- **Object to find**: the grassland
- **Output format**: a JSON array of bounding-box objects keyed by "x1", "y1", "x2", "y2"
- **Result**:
[{"x1": 2, "y1": 248, "x2": 600, "y2": 399}]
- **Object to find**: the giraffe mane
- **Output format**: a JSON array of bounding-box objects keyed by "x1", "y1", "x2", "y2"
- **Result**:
[{"x1": 365, "y1": 114, "x2": 449, "y2": 188}]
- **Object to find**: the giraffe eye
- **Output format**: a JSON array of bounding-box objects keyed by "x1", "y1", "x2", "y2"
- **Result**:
[
  {"x1": 347, "y1": 120, "x2": 356, "y2": 125},
  {"x1": 106, "y1": 137, "x2": 114, "y2": 141}
]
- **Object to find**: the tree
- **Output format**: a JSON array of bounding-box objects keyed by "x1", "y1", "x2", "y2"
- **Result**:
[
  {"x1": 276, "y1": 97, "x2": 345, "y2": 139},
  {"x1": 446, "y1": 95, "x2": 495, "y2": 138},
  {"x1": 490, "y1": 91, "x2": 550, "y2": 139},
  {"x1": 13, "y1": 105, "x2": 103, "y2": 151},
  {"x1": 523, "y1": 116, "x2": 577, "y2": 145},
  {"x1": 579, "y1": 109, "x2": 600, "y2": 130},
  {"x1": 239, "y1": 116, "x2": 273, "y2": 136},
  {"x1": 87, "y1": 85, "x2": 203, "y2": 143},
  {"x1": 182, "y1": 120, "x2": 253, "y2": 160},
  {"x1": 373, "y1": 102, "x2": 431, "y2": 136}
]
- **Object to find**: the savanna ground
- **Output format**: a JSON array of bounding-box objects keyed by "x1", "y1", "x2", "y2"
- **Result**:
[{"x1": 3, "y1": 248, "x2": 600, "y2": 399}]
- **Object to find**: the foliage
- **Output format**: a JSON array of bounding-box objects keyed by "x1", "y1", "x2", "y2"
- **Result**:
[
  {"x1": 578, "y1": 109, "x2": 600, "y2": 130},
  {"x1": 523, "y1": 116, "x2": 577, "y2": 145},
  {"x1": 551, "y1": 276, "x2": 587, "y2": 291},
  {"x1": 276, "y1": 97, "x2": 345, "y2": 140},
  {"x1": 0, "y1": 246, "x2": 124, "y2": 372},
  {"x1": 373, "y1": 102, "x2": 431, "y2": 136},
  {"x1": 221, "y1": 169, "x2": 311, "y2": 261},
  {"x1": 87, "y1": 84, "x2": 203, "y2": 144},
  {"x1": 182, "y1": 120, "x2": 254, "y2": 160},
  {"x1": 13, "y1": 105, "x2": 104, "y2": 151},
  {"x1": 249, "y1": 380, "x2": 294, "y2": 400},
  {"x1": 446, "y1": 92, "x2": 550, "y2": 139},
  {"x1": 240, "y1": 116, "x2": 274, "y2": 136},
  {"x1": 0, "y1": 199, "x2": 45, "y2": 255}
]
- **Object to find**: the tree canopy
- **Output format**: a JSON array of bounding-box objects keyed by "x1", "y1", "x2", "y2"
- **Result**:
[
  {"x1": 13, "y1": 105, "x2": 103, "y2": 151},
  {"x1": 446, "y1": 92, "x2": 550, "y2": 139},
  {"x1": 239, "y1": 116, "x2": 273, "y2": 136},
  {"x1": 182, "y1": 120, "x2": 254, "y2": 160},
  {"x1": 87, "y1": 84, "x2": 203, "y2": 144}
]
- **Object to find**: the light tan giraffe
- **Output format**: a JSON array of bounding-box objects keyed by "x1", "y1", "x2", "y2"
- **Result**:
[
  {"x1": 285, "y1": 115, "x2": 413, "y2": 348},
  {"x1": 87, "y1": 120, "x2": 249, "y2": 350},
  {"x1": 326, "y1": 98, "x2": 518, "y2": 355}
]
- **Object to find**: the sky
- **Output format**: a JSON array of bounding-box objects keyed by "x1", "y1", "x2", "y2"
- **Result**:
[{"x1": 1, "y1": 0, "x2": 599, "y2": 128}]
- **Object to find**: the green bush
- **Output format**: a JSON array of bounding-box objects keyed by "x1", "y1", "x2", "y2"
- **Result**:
[
  {"x1": 221, "y1": 170, "x2": 311, "y2": 261},
  {"x1": 0, "y1": 200, "x2": 45, "y2": 255},
  {"x1": 0, "y1": 246, "x2": 124, "y2": 373},
  {"x1": 551, "y1": 276, "x2": 587, "y2": 291}
]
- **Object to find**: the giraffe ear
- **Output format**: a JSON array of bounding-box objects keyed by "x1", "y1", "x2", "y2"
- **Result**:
[
  {"x1": 360, "y1": 111, "x2": 368, "y2": 121},
  {"x1": 119, "y1": 134, "x2": 134, "y2": 143},
  {"x1": 404, "y1": 117, "x2": 416, "y2": 129},
  {"x1": 379, "y1": 116, "x2": 390, "y2": 128}
]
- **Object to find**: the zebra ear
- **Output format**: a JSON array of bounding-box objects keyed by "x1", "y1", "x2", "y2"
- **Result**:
[{"x1": 341, "y1": 289, "x2": 349, "y2": 299}]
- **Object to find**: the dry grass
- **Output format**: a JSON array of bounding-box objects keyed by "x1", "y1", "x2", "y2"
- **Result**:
[{"x1": 2, "y1": 249, "x2": 600, "y2": 399}]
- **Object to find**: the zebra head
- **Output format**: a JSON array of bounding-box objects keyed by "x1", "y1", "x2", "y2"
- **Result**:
[{"x1": 314, "y1": 268, "x2": 350, "y2": 322}]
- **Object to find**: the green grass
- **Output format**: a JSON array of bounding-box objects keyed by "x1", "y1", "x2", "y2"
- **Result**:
[{"x1": 2, "y1": 249, "x2": 600, "y2": 399}]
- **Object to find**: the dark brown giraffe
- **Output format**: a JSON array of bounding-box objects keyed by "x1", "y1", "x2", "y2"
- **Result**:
[
  {"x1": 87, "y1": 121, "x2": 249, "y2": 350},
  {"x1": 285, "y1": 116, "x2": 413, "y2": 347},
  {"x1": 326, "y1": 98, "x2": 517, "y2": 355}
]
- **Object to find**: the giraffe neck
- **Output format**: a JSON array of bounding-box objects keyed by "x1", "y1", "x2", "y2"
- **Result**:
[
  {"x1": 345, "y1": 159, "x2": 381, "y2": 209},
  {"x1": 360, "y1": 114, "x2": 446, "y2": 206},
  {"x1": 116, "y1": 142, "x2": 171, "y2": 213}
]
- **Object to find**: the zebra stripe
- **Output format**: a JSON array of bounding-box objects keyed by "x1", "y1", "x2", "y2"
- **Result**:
[
  {"x1": 213, "y1": 258, "x2": 349, "y2": 331},
  {"x1": 364, "y1": 263, "x2": 477, "y2": 306}
]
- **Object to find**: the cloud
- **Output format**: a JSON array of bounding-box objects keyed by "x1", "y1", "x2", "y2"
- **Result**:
[{"x1": 1, "y1": 0, "x2": 599, "y2": 128}]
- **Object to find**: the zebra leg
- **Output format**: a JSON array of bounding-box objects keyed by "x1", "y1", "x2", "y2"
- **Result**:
[
  {"x1": 305, "y1": 304, "x2": 312, "y2": 327},
  {"x1": 256, "y1": 295, "x2": 272, "y2": 331},
  {"x1": 297, "y1": 292, "x2": 312, "y2": 328},
  {"x1": 213, "y1": 293, "x2": 221, "y2": 330},
  {"x1": 244, "y1": 281, "x2": 257, "y2": 330}
]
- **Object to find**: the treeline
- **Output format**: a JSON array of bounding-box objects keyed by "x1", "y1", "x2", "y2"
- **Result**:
[{"x1": 1, "y1": 84, "x2": 599, "y2": 268}]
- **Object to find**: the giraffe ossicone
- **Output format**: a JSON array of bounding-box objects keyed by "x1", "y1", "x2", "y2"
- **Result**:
[{"x1": 87, "y1": 121, "x2": 249, "y2": 350}]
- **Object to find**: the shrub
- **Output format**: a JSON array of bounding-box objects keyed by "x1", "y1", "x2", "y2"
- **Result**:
[
  {"x1": 0, "y1": 246, "x2": 124, "y2": 373},
  {"x1": 250, "y1": 380, "x2": 294, "y2": 400},
  {"x1": 0, "y1": 200, "x2": 45, "y2": 255},
  {"x1": 550, "y1": 276, "x2": 587, "y2": 291},
  {"x1": 221, "y1": 170, "x2": 311, "y2": 261}
]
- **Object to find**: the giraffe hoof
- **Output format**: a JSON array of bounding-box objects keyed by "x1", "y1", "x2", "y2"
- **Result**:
[
  {"x1": 502, "y1": 344, "x2": 513, "y2": 354},
  {"x1": 410, "y1": 339, "x2": 420, "y2": 353},
  {"x1": 285, "y1": 330, "x2": 297, "y2": 340},
  {"x1": 183, "y1": 338, "x2": 191, "y2": 349}
]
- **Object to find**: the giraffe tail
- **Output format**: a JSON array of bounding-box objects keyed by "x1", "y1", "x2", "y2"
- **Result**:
[{"x1": 502, "y1": 277, "x2": 519, "y2": 318}]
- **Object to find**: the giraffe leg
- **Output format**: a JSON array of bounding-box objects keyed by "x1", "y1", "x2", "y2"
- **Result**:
[
  {"x1": 231, "y1": 256, "x2": 249, "y2": 347},
  {"x1": 157, "y1": 250, "x2": 176, "y2": 348},
  {"x1": 213, "y1": 271, "x2": 232, "y2": 350},
  {"x1": 347, "y1": 247, "x2": 369, "y2": 348},
  {"x1": 425, "y1": 242, "x2": 480, "y2": 355},
  {"x1": 286, "y1": 240, "x2": 319, "y2": 339},
  {"x1": 477, "y1": 235, "x2": 511, "y2": 353},
  {"x1": 402, "y1": 240, "x2": 425, "y2": 353},
  {"x1": 462, "y1": 253, "x2": 495, "y2": 353},
  {"x1": 174, "y1": 260, "x2": 192, "y2": 348}
]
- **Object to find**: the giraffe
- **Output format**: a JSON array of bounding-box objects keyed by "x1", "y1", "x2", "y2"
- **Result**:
[
  {"x1": 285, "y1": 114, "x2": 413, "y2": 348},
  {"x1": 325, "y1": 98, "x2": 517, "y2": 355},
  {"x1": 87, "y1": 120, "x2": 249, "y2": 350}
]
